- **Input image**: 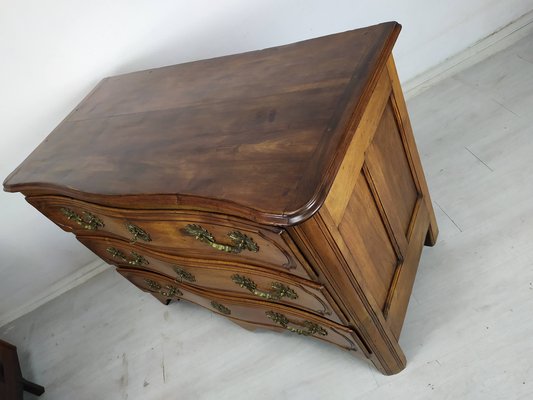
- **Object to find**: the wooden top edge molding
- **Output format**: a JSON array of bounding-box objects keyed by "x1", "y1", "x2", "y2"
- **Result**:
[{"x1": 4, "y1": 22, "x2": 401, "y2": 227}]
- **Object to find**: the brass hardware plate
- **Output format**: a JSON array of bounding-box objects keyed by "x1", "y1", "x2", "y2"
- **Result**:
[
  {"x1": 231, "y1": 274, "x2": 297, "y2": 301},
  {"x1": 60, "y1": 207, "x2": 104, "y2": 230},
  {"x1": 143, "y1": 279, "x2": 182, "y2": 298},
  {"x1": 210, "y1": 300, "x2": 231, "y2": 315},
  {"x1": 106, "y1": 247, "x2": 127, "y2": 262},
  {"x1": 184, "y1": 224, "x2": 259, "y2": 253},
  {"x1": 160, "y1": 285, "x2": 183, "y2": 297},
  {"x1": 106, "y1": 247, "x2": 148, "y2": 267},
  {"x1": 265, "y1": 311, "x2": 328, "y2": 336},
  {"x1": 144, "y1": 279, "x2": 161, "y2": 292},
  {"x1": 129, "y1": 251, "x2": 149, "y2": 266}
]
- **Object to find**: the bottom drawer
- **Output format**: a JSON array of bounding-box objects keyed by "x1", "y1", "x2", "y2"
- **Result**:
[{"x1": 117, "y1": 267, "x2": 361, "y2": 353}]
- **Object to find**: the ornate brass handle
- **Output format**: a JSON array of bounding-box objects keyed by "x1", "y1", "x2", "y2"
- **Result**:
[
  {"x1": 106, "y1": 247, "x2": 148, "y2": 267},
  {"x1": 231, "y1": 274, "x2": 297, "y2": 301},
  {"x1": 129, "y1": 251, "x2": 149, "y2": 266},
  {"x1": 126, "y1": 223, "x2": 152, "y2": 243},
  {"x1": 60, "y1": 208, "x2": 104, "y2": 230},
  {"x1": 144, "y1": 279, "x2": 161, "y2": 291},
  {"x1": 183, "y1": 224, "x2": 259, "y2": 254},
  {"x1": 265, "y1": 311, "x2": 328, "y2": 337},
  {"x1": 174, "y1": 266, "x2": 196, "y2": 283},
  {"x1": 210, "y1": 300, "x2": 231, "y2": 315},
  {"x1": 143, "y1": 279, "x2": 182, "y2": 297}
]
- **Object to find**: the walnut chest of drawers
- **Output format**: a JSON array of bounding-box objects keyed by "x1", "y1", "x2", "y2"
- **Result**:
[{"x1": 4, "y1": 22, "x2": 438, "y2": 375}]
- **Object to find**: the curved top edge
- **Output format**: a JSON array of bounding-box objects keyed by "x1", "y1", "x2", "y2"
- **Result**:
[
  {"x1": 283, "y1": 21, "x2": 402, "y2": 225},
  {"x1": 4, "y1": 22, "x2": 402, "y2": 227}
]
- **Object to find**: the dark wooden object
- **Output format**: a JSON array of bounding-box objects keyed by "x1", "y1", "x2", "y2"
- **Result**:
[
  {"x1": 0, "y1": 340, "x2": 45, "y2": 399},
  {"x1": 4, "y1": 22, "x2": 438, "y2": 375}
]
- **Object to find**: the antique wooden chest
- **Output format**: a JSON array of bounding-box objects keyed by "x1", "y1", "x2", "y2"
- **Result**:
[{"x1": 4, "y1": 22, "x2": 438, "y2": 375}]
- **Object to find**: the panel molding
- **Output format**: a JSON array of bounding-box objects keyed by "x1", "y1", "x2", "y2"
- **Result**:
[
  {"x1": 324, "y1": 67, "x2": 391, "y2": 225},
  {"x1": 0, "y1": 259, "x2": 109, "y2": 328}
]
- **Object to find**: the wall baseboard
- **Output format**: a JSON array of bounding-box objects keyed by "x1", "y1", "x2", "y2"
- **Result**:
[
  {"x1": 403, "y1": 9, "x2": 533, "y2": 99},
  {"x1": 0, "y1": 259, "x2": 109, "y2": 328}
]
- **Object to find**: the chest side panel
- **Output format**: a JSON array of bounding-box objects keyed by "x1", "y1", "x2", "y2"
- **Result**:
[
  {"x1": 365, "y1": 101, "x2": 420, "y2": 240},
  {"x1": 321, "y1": 56, "x2": 433, "y2": 332},
  {"x1": 337, "y1": 171, "x2": 399, "y2": 310},
  {"x1": 289, "y1": 55, "x2": 437, "y2": 374}
]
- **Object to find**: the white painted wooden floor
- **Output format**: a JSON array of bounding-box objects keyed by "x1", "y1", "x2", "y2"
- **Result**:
[{"x1": 3, "y1": 33, "x2": 533, "y2": 400}]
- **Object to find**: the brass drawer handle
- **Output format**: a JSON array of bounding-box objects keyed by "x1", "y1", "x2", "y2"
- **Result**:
[
  {"x1": 231, "y1": 274, "x2": 297, "y2": 301},
  {"x1": 265, "y1": 311, "x2": 328, "y2": 337},
  {"x1": 126, "y1": 223, "x2": 152, "y2": 243},
  {"x1": 106, "y1": 247, "x2": 149, "y2": 267},
  {"x1": 143, "y1": 279, "x2": 183, "y2": 298},
  {"x1": 210, "y1": 300, "x2": 231, "y2": 315},
  {"x1": 60, "y1": 208, "x2": 104, "y2": 230},
  {"x1": 106, "y1": 247, "x2": 127, "y2": 261},
  {"x1": 129, "y1": 251, "x2": 149, "y2": 267},
  {"x1": 174, "y1": 266, "x2": 196, "y2": 283},
  {"x1": 184, "y1": 224, "x2": 259, "y2": 253},
  {"x1": 144, "y1": 278, "x2": 161, "y2": 291}
]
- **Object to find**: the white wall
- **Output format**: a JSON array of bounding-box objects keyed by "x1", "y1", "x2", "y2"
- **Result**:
[{"x1": 1, "y1": 0, "x2": 532, "y2": 323}]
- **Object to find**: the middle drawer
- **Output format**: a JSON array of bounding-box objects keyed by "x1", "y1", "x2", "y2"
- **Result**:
[{"x1": 78, "y1": 235, "x2": 342, "y2": 324}]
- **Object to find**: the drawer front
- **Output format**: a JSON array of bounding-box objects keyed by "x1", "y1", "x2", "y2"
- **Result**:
[
  {"x1": 78, "y1": 236, "x2": 341, "y2": 323},
  {"x1": 27, "y1": 195, "x2": 311, "y2": 279},
  {"x1": 117, "y1": 268, "x2": 360, "y2": 353}
]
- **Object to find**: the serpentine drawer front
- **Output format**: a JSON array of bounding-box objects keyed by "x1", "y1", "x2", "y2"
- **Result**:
[
  {"x1": 77, "y1": 235, "x2": 342, "y2": 323},
  {"x1": 117, "y1": 268, "x2": 362, "y2": 353},
  {"x1": 4, "y1": 22, "x2": 438, "y2": 375},
  {"x1": 27, "y1": 195, "x2": 312, "y2": 279}
]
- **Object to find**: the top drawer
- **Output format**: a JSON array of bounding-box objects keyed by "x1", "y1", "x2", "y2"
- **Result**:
[{"x1": 27, "y1": 195, "x2": 313, "y2": 279}]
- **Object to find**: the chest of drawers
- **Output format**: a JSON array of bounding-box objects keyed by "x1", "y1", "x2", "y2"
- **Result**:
[{"x1": 3, "y1": 21, "x2": 438, "y2": 375}]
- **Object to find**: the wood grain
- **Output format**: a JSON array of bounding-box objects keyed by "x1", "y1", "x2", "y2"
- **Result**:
[
  {"x1": 117, "y1": 268, "x2": 360, "y2": 353},
  {"x1": 77, "y1": 235, "x2": 342, "y2": 323},
  {"x1": 27, "y1": 195, "x2": 312, "y2": 279},
  {"x1": 3, "y1": 22, "x2": 401, "y2": 226},
  {"x1": 324, "y1": 67, "x2": 392, "y2": 225}
]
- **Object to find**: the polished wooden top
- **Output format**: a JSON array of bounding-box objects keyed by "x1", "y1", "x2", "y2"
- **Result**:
[{"x1": 4, "y1": 22, "x2": 400, "y2": 225}]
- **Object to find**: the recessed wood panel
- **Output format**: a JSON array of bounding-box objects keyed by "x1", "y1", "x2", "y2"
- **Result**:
[
  {"x1": 338, "y1": 172, "x2": 399, "y2": 309},
  {"x1": 2, "y1": 20, "x2": 438, "y2": 375},
  {"x1": 365, "y1": 101, "x2": 419, "y2": 239}
]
